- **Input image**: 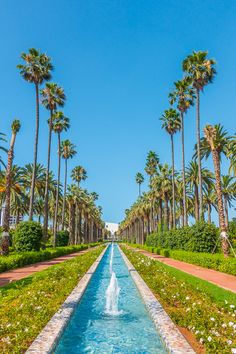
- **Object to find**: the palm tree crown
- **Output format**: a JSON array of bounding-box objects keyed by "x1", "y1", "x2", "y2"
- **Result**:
[{"x1": 160, "y1": 108, "x2": 181, "y2": 135}]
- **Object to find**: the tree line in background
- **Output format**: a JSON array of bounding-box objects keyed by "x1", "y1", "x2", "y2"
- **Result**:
[
  {"x1": 120, "y1": 50, "x2": 236, "y2": 257},
  {"x1": 0, "y1": 48, "x2": 105, "y2": 256}
]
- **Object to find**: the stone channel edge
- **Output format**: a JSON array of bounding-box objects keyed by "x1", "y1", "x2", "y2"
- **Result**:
[
  {"x1": 25, "y1": 246, "x2": 108, "y2": 354},
  {"x1": 118, "y1": 245, "x2": 195, "y2": 354}
]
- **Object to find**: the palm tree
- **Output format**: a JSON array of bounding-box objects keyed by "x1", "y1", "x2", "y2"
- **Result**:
[
  {"x1": 203, "y1": 124, "x2": 230, "y2": 256},
  {"x1": 0, "y1": 132, "x2": 7, "y2": 169},
  {"x1": 135, "y1": 172, "x2": 144, "y2": 196},
  {"x1": 1, "y1": 120, "x2": 21, "y2": 255},
  {"x1": 52, "y1": 111, "x2": 70, "y2": 245},
  {"x1": 186, "y1": 161, "x2": 214, "y2": 221},
  {"x1": 221, "y1": 175, "x2": 236, "y2": 229},
  {"x1": 160, "y1": 108, "x2": 181, "y2": 228},
  {"x1": 145, "y1": 151, "x2": 159, "y2": 181},
  {"x1": 17, "y1": 48, "x2": 52, "y2": 220},
  {"x1": 41, "y1": 83, "x2": 66, "y2": 239},
  {"x1": 71, "y1": 166, "x2": 87, "y2": 187},
  {"x1": 203, "y1": 187, "x2": 217, "y2": 224},
  {"x1": 61, "y1": 140, "x2": 76, "y2": 229},
  {"x1": 183, "y1": 51, "x2": 216, "y2": 219},
  {"x1": 169, "y1": 77, "x2": 195, "y2": 225}
]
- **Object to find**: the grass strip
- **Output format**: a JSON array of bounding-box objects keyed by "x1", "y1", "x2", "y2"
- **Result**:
[
  {"x1": 122, "y1": 246, "x2": 236, "y2": 354},
  {"x1": 0, "y1": 245, "x2": 104, "y2": 353}
]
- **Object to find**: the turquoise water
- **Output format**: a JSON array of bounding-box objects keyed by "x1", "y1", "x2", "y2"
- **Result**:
[{"x1": 55, "y1": 244, "x2": 166, "y2": 353}]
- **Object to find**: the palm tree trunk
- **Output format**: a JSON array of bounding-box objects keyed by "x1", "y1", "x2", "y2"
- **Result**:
[
  {"x1": 139, "y1": 184, "x2": 141, "y2": 196},
  {"x1": 158, "y1": 201, "x2": 163, "y2": 232},
  {"x1": 196, "y1": 89, "x2": 203, "y2": 219},
  {"x1": 211, "y1": 149, "x2": 229, "y2": 256},
  {"x1": 53, "y1": 132, "x2": 61, "y2": 247},
  {"x1": 29, "y1": 83, "x2": 39, "y2": 220},
  {"x1": 1, "y1": 133, "x2": 16, "y2": 255},
  {"x1": 223, "y1": 195, "x2": 229, "y2": 229},
  {"x1": 194, "y1": 183, "x2": 199, "y2": 221},
  {"x1": 164, "y1": 193, "x2": 169, "y2": 230},
  {"x1": 61, "y1": 158, "x2": 67, "y2": 230},
  {"x1": 69, "y1": 202, "x2": 75, "y2": 244},
  {"x1": 181, "y1": 112, "x2": 187, "y2": 226},
  {"x1": 43, "y1": 109, "x2": 53, "y2": 242},
  {"x1": 207, "y1": 203, "x2": 211, "y2": 223},
  {"x1": 171, "y1": 134, "x2": 176, "y2": 228}
]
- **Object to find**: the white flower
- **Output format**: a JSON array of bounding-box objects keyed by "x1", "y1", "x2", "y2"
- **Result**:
[
  {"x1": 222, "y1": 323, "x2": 227, "y2": 328},
  {"x1": 231, "y1": 349, "x2": 236, "y2": 354},
  {"x1": 230, "y1": 305, "x2": 235, "y2": 308},
  {"x1": 207, "y1": 336, "x2": 212, "y2": 342},
  {"x1": 186, "y1": 296, "x2": 190, "y2": 300},
  {"x1": 229, "y1": 322, "x2": 234, "y2": 327},
  {"x1": 199, "y1": 338, "x2": 204, "y2": 344},
  {"x1": 227, "y1": 340, "x2": 232, "y2": 345},
  {"x1": 210, "y1": 317, "x2": 215, "y2": 321}
]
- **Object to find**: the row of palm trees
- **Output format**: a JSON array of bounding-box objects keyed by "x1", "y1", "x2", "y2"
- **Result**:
[
  {"x1": 0, "y1": 48, "x2": 104, "y2": 255},
  {"x1": 120, "y1": 50, "x2": 235, "y2": 257}
]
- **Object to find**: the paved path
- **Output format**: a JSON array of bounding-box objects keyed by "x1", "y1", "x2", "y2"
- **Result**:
[
  {"x1": 0, "y1": 249, "x2": 93, "y2": 288},
  {"x1": 129, "y1": 247, "x2": 236, "y2": 293}
]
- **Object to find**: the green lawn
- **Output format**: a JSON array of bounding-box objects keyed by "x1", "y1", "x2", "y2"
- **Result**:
[
  {"x1": 0, "y1": 246, "x2": 104, "y2": 353},
  {"x1": 122, "y1": 246, "x2": 236, "y2": 354}
]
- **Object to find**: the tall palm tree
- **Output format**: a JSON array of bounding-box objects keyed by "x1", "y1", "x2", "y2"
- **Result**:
[
  {"x1": 41, "y1": 83, "x2": 66, "y2": 239},
  {"x1": 221, "y1": 175, "x2": 236, "y2": 229},
  {"x1": 17, "y1": 48, "x2": 52, "y2": 220},
  {"x1": 145, "y1": 151, "x2": 159, "y2": 181},
  {"x1": 0, "y1": 132, "x2": 7, "y2": 169},
  {"x1": 160, "y1": 108, "x2": 181, "y2": 228},
  {"x1": 186, "y1": 161, "x2": 214, "y2": 221},
  {"x1": 169, "y1": 77, "x2": 195, "y2": 225},
  {"x1": 71, "y1": 166, "x2": 87, "y2": 187},
  {"x1": 183, "y1": 51, "x2": 216, "y2": 219},
  {"x1": 61, "y1": 140, "x2": 76, "y2": 229},
  {"x1": 203, "y1": 124, "x2": 230, "y2": 256},
  {"x1": 52, "y1": 111, "x2": 70, "y2": 245},
  {"x1": 135, "y1": 172, "x2": 144, "y2": 196},
  {"x1": 1, "y1": 120, "x2": 21, "y2": 255}
]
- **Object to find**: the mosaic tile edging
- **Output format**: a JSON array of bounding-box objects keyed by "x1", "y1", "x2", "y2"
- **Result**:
[
  {"x1": 25, "y1": 246, "x2": 107, "y2": 354},
  {"x1": 119, "y1": 246, "x2": 195, "y2": 354}
]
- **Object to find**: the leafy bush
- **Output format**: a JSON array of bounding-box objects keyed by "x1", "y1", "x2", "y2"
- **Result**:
[
  {"x1": 122, "y1": 247, "x2": 236, "y2": 353},
  {"x1": 162, "y1": 249, "x2": 170, "y2": 257},
  {"x1": 13, "y1": 221, "x2": 43, "y2": 252},
  {"x1": 56, "y1": 230, "x2": 69, "y2": 247},
  {"x1": 0, "y1": 244, "x2": 99, "y2": 273},
  {"x1": 146, "y1": 221, "x2": 219, "y2": 253}
]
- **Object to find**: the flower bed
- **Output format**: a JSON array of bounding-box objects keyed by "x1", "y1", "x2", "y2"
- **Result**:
[
  {"x1": 127, "y1": 243, "x2": 236, "y2": 276},
  {"x1": 122, "y1": 246, "x2": 236, "y2": 353},
  {"x1": 0, "y1": 243, "x2": 99, "y2": 273},
  {"x1": 0, "y1": 246, "x2": 104, "y2": 353}
]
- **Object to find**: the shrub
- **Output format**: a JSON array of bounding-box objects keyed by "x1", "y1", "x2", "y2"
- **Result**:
[
  {"x1": 162, "y1": 249, "x2": 170, "y2": 257},
  {"x1": 146, "y1": 221, "x2": 219, "y2": 253},
  {"x1": 56, "y1": 230, "x2": 69, "y2": 247},
  {"x1": 13, "y1": 221, "x2": 43, "y2": 252},
  {"x1": 155, "y1": 248, "x2": 161, "y2": 255}
]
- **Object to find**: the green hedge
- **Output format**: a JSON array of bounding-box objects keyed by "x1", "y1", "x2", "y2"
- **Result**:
[
  {"x1": 146, "y1": 221, "x2": 220, "y2": 253},
  {"x1": 0, "y1": 243, "x2": 99, "y2": 273},
  {"x1": 13, "y1": 221, "x2": 43, "y2": 252}
]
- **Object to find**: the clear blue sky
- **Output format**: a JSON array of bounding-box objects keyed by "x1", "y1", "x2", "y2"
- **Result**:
[{"x1": 1, "y1": 0, "x2": 236, "y2": 223}]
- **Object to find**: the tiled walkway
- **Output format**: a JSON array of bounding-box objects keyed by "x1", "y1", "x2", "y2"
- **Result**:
[
  {"x1": 129, "y1": 247, "x2": 236, "y2": 293},
  {"x1": 0, "y1": 249, "x2": 91, "y2": 287}
]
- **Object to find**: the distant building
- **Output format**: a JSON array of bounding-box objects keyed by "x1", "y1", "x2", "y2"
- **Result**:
[
  {"x1": 105, "y1": 222, "x2": 119, "y2": 240},
  {"x1": 0, "y1": 206, "x2": 23, "y2": 228}
]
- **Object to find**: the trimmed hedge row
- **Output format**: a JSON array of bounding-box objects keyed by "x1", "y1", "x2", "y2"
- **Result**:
[
  {"x1": 127, "y1": 243, "x2": 236, "y2": 276},
  {"x1": 145, "y1": 221, "x2": 220, "y2": 253},
  {"x1": 0, "y1": 243, "x2": 99, "y2": 273}
]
